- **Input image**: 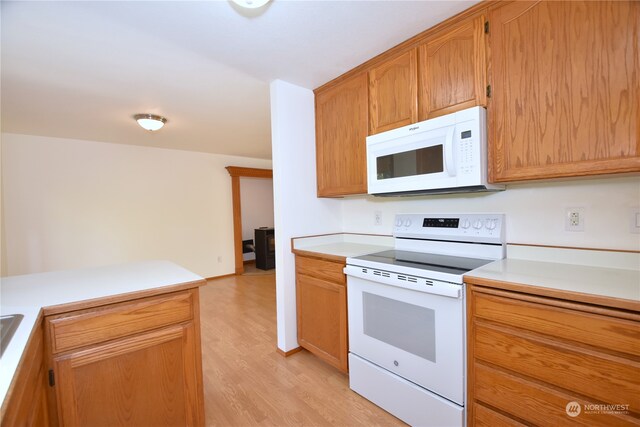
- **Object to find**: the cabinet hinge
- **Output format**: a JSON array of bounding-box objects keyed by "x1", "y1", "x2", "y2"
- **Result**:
[
  {"x1": 48, "y1": 369, "x2": 55, "y2": 387},
  {"x1": 484, "y1": 21, "x2": 489, "y2": 34},
  {"x1": 486, "y1": 85, "x2": 492, "y2": 98}
]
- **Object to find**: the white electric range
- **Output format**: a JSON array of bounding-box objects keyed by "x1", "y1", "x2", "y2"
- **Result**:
[{"x1": 344, "y1": 213, "x2": 505, "y2": 427}]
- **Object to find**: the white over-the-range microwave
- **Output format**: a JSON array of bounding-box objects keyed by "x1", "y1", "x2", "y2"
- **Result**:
[{"x1": 367, "y1": 106, "x2": 504, "y2": 196}]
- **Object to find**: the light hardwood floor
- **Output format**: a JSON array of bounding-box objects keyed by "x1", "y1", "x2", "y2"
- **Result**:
[{"x1": 200, "y1": 273, "x2": 405, "y2": 426}]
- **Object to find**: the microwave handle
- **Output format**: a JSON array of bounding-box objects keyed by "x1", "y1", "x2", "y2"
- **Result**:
[{"x1": 444, "y1": 126, "x2": 457, "y2": 177}]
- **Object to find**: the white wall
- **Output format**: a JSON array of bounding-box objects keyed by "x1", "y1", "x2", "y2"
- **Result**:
[
  {"x1": 270, "y1": 80, "x2": 342, "y2": 352},
  {"x1": 1, "y1": 133, "x2": 272, "y2": 277},
  {"x1": 340, "y1": 176, "x2": 640, "y2": 251},
  {"x1": 240, "y1": 177, "x2": 274, "y2": 261},
  {"x1": 0, "y1": 138, "x2": 6, "y2": 277}
]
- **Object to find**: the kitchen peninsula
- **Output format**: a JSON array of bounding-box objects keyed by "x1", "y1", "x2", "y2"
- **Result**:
[{"x1": 0, "y1": 261, "x2": 206, "y2": 426}]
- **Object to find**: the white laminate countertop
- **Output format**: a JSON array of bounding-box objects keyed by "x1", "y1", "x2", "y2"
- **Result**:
[
  {"x1": 0, "y1": 260, "x2": 204, "y2": 409},
  {"x1": 291, "y1": 233, "x2": 394, "y2": 259},
  {"x1": 466, "y1": 245, "x2": 640, "y2": 309}
]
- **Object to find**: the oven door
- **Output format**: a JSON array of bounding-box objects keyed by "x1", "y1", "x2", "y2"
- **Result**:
[{"x1": 347, "y1": 274, "x2": 465, "y2": 405}]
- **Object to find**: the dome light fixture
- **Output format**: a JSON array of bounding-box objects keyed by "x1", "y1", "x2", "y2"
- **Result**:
[
  {"x1": 231, "y1": 0, "x2": 270, "y2": 9},
  {"x1": 134, "y1": 114, "x2": 167, "y2": 132}
]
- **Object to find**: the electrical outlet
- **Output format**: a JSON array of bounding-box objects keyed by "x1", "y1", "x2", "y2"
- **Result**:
[
  {"x1": 374, "y1": 211, "x2": 382, "y2": 226},
  {"x1": 565, "y1": 207, "x2": 585, "y2": 232},
  {"x1": 630, "y1": 208, "x2": 640, "y2": 234}
]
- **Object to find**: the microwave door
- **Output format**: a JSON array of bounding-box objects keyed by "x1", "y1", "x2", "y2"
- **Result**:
[
  {"x1": 368, "y1": 124, "x2": 457, "y2": 194},
  {"x1": 443, "y1": 126, "x2": 456, "y2": 177}
]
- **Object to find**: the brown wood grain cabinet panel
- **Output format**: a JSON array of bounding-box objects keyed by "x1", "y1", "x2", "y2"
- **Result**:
[
  {"x1": 315, "y1": 72, "x2": 368, "y2": 197},
  {"x1": 0, "y1": 317, "x2": 50, "y2": 426},
  {"x1": 474, "y1": 363, "x2": 638, "y2": 427},
  {"x1": 47, "y1": 291, "x2": 194, "y2": 354},
  {"x1": 369, "y1": 49, "x2": 418, "y2": 135},
  {"x1": 295, "y1": 256, "x2": 348, "y2": 373},
  {"x1": 44, "y1": 289, "x2": 205, "y2": 426},
  {"x1": 295, "y1": 255, "x2": 346, "y2": 285},
  {"x1": 474, "y1": 322, "x2": 640, "y2": 411},
  {"x1": 468, "y1": 284, "x2": 640, "y2": 425},
  {"x1": 472, "y1": 402, "x2": 525, "y2": 427},
  {"x1": 489, "y1": 0, "x2": 640, "y2": 182},
  {"x1": 53, "y1": 324, "x2": 202, "y2": 426},
  {"x1": 473, "y1": 291, "x2": 640, "y2": 357},
  {"x1": 418, "y1": 15, "x2": 487, "y2": 120}
]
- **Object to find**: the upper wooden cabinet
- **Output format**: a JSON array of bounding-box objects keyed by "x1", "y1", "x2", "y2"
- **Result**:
[
  {"x1": 314, "y1": 10, "x2": 488, "y2": 197},
  {"x1": 314, "y1": 0, "x2": 640, "y2": 196},
  {"x1": 418, "y1": 15, "x2": 487, "y2": 120},
  {"x1": 488, "y1": 0, "x2": 640, "y2": 182},
  {"x1": 315, "y1": 72, "x2": 368, "y2": 197},
  {"x1": 368, "y1": 49, "x2": 418, "y2": 135}
]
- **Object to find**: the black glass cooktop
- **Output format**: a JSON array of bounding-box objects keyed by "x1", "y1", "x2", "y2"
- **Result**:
[{"x1": 352, "y1": 250, "x2": 493, "y2": 275}]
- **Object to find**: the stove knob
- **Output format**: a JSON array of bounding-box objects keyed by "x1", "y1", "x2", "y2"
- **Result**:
[
  {"x1": 403, "y1": 219, "x2": 412, "y2": 227},
  {"x1": 486, "y1": 219, "x2": 497, "y2": 230},
  {"x1": 460, "y1": 219, "x2": 471, "y2": 229},
  {"x1": 395, "y1": 218, "x2": 403, "y2": 227},
  {"x1": 473, "y1": 220, "x2": 483, "y2": 229}
]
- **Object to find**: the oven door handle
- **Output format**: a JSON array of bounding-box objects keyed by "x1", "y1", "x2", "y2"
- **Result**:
[{"x1": 344, "y1": 265, "x2": 461, "y2": 299}]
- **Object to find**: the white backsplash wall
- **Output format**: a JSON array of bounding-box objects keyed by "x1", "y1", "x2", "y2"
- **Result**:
[{"x1": 340, "y1": 176, "x2": 640, "y2": 251}]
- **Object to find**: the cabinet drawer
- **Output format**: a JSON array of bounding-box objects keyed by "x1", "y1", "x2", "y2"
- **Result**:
[
  {"x1": 474, "y1": 362, "x2": 638, "y2": 426},
  {"x1": 296, "y1": 256, "x2": 345, "y2": 285},
  {"x1": 474, "y1": 323, "x2": 640, "y2": 412},
  {"x1": 473, "y1": 291, "x2": 640, "y2": 357},
  {"x1": 472, "y1": 402, "x2": 525, "y2": 427},
  {"x1": 47, "y1": 291, "x2": 194, "y2": 354}
]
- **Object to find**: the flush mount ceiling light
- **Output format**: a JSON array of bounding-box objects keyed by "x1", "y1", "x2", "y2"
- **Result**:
[
  {"x1": 134, "y1": 114, "x2": 167, "y2": 132},
  {"x1": 231, "y1": 0, "x2": 270, "y2": 9}
]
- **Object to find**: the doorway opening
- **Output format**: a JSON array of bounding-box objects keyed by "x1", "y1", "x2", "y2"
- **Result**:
[{"x1": 226, "y1": 166, "x2": 273, "y2": 274}]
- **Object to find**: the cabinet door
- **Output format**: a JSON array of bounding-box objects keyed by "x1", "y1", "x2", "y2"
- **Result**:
[
  {"x1": 418, "y1": 15, "x2": 487, "y2": 120},
  {"x1": 52, "y1": 323, "x2": 204, "y2": 426},
  {"x1": 315, "y1": 73, "x2": 368, "y2": 197},
  {"x1": 296, "y1": 273, "x2": 348, "y2": 373},
  {"x1": 489, "y1": 0, "x2": 640, "y2": 182},
  {"x1": 368, "y1": 49, "x2": 418, "y2": 135},
  {"x1": 1, "y1": 319, "x2": 51, "y2": 427}
]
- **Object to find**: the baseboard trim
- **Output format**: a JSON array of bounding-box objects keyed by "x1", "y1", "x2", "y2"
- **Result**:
[
  {"x1": 276, "y1": 346, "x2": 303, "y2": 357},
  {"x1": 204, "y1": 273, "x2": 236, "y2": 282}
]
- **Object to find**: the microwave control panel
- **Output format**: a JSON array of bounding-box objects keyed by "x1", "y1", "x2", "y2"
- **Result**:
[{"x1": 458, "y1": 128, "x2": 475, "y2": 176}]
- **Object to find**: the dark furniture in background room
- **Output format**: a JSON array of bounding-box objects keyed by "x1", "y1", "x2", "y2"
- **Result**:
[{"x1": 255, "y1": 227, "x2": 275, "y2": 270}]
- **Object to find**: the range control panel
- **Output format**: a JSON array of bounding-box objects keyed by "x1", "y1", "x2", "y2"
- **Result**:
[{"x1": 394, "y1": 213, "x2": 505, "y2": 244}]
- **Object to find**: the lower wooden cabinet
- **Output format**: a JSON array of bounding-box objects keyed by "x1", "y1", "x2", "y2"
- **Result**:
[
  {"x1": 467, "y1": 284, "x2": 640, "y2": 426},
  {"x1": 44, "y1": 289, "x2": 205, "y2": 426},
  {"x1": 0, "y1": 316, "x2": 50, "y2": 427},
  {"x1": 295, "y1": 255, "x2": 348, "y2": 373}
]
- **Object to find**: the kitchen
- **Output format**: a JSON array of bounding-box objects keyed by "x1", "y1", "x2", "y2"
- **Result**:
[{"x1": 1, "y1": 0, "x2": 639, "y2": 426}]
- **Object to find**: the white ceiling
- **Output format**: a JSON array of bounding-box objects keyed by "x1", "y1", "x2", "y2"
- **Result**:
[{"x1": 1, "y1": 0, "x2": 479, "y2": 159}]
